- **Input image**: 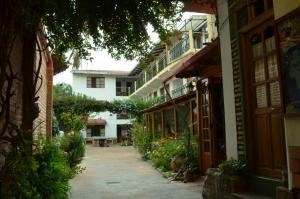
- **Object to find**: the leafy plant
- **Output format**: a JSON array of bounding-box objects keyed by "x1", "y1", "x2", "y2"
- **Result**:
[
  {"x1": 218, "y1": 158, "x2": 248, "y2": 175},
  {"x1": 60, "y1": 133, "x2": 85, "y2": 168},
  {"x1": 131, "y1": 123, "x2": 152, "y2": 159},
  {"x1": 32, "y1": 142, "x2": 71, "y2": 199},
  {"x1": 0, "y1": 139, "x2": 71, "y2": 199},
  {"x1": 59, "y1": 112, "x2": 86, "y2": 133},
  {"x1": 150, "y1": 137, "x2": 186, "y2": 171}
]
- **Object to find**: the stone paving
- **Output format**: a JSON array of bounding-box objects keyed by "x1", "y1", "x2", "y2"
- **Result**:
[{"x1": 70, "y1": 145, "x2": 203, "y2": 199}]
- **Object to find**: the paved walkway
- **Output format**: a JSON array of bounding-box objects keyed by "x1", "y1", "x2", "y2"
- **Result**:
[{"x1": 70, "y1": 145, "x2": 203, "y2": 199}]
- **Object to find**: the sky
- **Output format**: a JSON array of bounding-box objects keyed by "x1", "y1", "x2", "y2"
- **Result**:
[{"x1": 53, "y1": 12, "x2": 203, "y2": 85}]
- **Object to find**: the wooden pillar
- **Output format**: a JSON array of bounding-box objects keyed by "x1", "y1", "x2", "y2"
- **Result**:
[
  {"x1": 189, "y1": 100, "x2": 193, "y2": 134},
  {"x1": 161, "y1": 110, "x2": 165, "y2": 137},
  {"x1": 196, "y1": 80, "x2": 203, "y2": 172},
  {"x1": 151, "y1": 112, "x2": 155, "y2": 138}
]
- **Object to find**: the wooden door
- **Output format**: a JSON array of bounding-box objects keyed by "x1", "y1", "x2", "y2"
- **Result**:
[
  {"x1": 199, "y1": 80, "x2": 213, "y2": 172},
  {"x1": 245, "y1": 21, "x2": 286, "y2": 178}
]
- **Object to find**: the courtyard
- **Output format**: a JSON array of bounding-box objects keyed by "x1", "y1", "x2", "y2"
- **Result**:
[{"x1": 70, "y1": 145, "x2": 203, "y2": 199}]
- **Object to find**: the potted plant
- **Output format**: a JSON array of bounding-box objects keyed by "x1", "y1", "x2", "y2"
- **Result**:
[{"x1": 218, "y1": 159, "x2": 248, "y2": 193}]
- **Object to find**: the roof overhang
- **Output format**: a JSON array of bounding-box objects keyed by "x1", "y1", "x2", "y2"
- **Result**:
[
  {"x1": 183, "y1": 0, "x2": 217, "y2": 14},
  {"x1": 87, "y1": 119, "x2": 107, "y2": 125}
]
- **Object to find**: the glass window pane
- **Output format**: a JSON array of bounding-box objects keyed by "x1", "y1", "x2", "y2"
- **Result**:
[
  {"x1": 237, "y1": 6, "x2": 249, "y2": 28},
  {"x1": 251, "y1": 34, "x2": 262, "y2": 58},
  {"x1": 254, "y1": 0, "x2": 265, "y2": 17},
  {"x1": 255, "y1": 59, "x2": 265, "y2": 82},
  {"x1": 268, "y1": 54, "x2": 278, "y2": 78},
  {"x1": 256, "y1": 85, "x2": 268, "y2": 108},
  {"x1": 204, "y1": 129, "x2": 210, "y2": 139},
  {"x1": 270, "y1": 81, "x2": 281, "y2": 106},
  {"x1": 265, "y1": 36, "x2": 275, "y2": 52},
  {"x1": 164, "y1": 109, "x2": 175, "y2": 137}
]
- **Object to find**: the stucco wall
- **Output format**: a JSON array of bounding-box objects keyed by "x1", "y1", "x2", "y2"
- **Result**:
[
  {"x1": 73, "y1": 74, "x2": 128, "y2": 101},
  {"x1": 72, "y1": 73, "x2": 132, "y2": 138},
  {"x1": 218, "y1": 0, "x2": 238, "y2": 159},
  {"x1": 273, "y1": 0, "x2": 300, "y2": 20}
]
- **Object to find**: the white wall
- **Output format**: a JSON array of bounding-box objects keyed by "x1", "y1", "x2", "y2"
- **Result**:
[
  {"x1": 73, "y1": 74, "x2": 128, "y2": 101},
  {"x1": 72, "y1": 73, "x2": 131, "y2": 138},
  {"x1": 218, "y1": 0, "x2": 238, "y2": 159}
]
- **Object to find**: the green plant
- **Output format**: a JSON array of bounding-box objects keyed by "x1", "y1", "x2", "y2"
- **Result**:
[
  {"x1": 150, "y1": 138, "x2": 186, "y2": 171},
  {"x1": 60, "y1": 133, "x2": 85, "y2": 168},
  {"x1": 218, "y1": 158, "x2": 248, "y2": 175},
  {"x1": 131, "y1": 123, "x2": 152, "y2": 159},
  {"x1": 59, "y1": 112, "x2": 86, "y2": 133},
  {"x1": 0, "y1": 139, "x2": 71, "y2": 199},
  {"x1": 52, "y1": 113, "x2": 60, "y2": 136},
  {"x1": 32, "y1": 142, "x2": 71, "y2": 199}
]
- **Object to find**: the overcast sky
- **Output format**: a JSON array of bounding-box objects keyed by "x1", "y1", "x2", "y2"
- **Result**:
[{"x1": 53, "y1": 12, "x2": 203, "y2": 85}]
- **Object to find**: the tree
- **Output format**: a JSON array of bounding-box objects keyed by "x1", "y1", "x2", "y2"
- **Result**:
[{"x1": 0, "y1": 1, "x2": 186, "y2": 194}]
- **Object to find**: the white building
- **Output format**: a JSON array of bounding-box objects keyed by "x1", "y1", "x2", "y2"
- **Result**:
[{"x1": 72, "y1": 70, "x2": 136, "y2": 141}]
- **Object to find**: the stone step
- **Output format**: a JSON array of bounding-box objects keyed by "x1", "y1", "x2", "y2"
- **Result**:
[{"x1": 231, "y1": 192, "x2": 274, "y2": 199}]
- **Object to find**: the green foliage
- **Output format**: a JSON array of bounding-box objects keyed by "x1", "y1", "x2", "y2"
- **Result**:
[
  {"x1": 150, "y1": 138, "x2": 186, "y2": 171},
  {"x1": 41, "y1": 0, "x2": 183, "y2": 60},
  {"x1": 218, "y1": 158, "x2": 248, "y2": 175},
  {"x1": 32, "y1": 142, "x2": 71, "y2": 199},
  {"x1": 131, "y1": 123, "x2": 152, "y2": 159},
  {"x1": 59, "y1": 112, "x2": 86, "y2": 133},
  {"x1": 108, "y1": 99, "x2": 153, "y2": 121},
  {"x1": 52, "y1": 113, "x2": 60, "y2": 136},
  {"x1": 0, "y1": 140, "x2": 71, "y2": 199},
  {"x1": 53, "y1": 83, "x2": 73, "y2": 97},
  {"x1": 53, "y1": 84, "x2": 108, "y2": 118},
  {"x1": 60, "y1": 133, "x2": 85, "y2": 168},
  {"x1": 53, "y1": 84, "x2": 152, "y2": 122}
]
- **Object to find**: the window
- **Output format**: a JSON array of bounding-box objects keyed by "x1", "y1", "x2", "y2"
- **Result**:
[
  {"x1": 235, "y1": 0, "x2": 273, "y2": 29},
  {"x1": 87, "y1": 77, "x2": 105, "y2": 88}
]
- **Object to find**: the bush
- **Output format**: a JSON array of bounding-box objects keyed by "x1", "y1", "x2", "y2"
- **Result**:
[
  {"x1": 60, "y1": 133, "x2": 85, "y2": 167},
  {"x1": 131, "y1": 123, "x2": 152, "y2": 159},
  {"x1": 150, "y1": 138, "x2": 186, "y2": 171},
  {"x1": 59, "y1": 112, "x2": 86, "y2": 133},
  {"x1": 32, "y1": 143, "x2": 71, "y2": 199},
  {"x1": 0, "y1": 140, "x2": 71, "y2": 199}
]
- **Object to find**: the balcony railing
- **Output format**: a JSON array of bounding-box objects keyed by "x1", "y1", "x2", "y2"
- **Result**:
[
  {"x1": 116, "y1": 87, "x2": 131, "y2": 96},
  {"x1": 158, "y1": 52, "x2": 167, "y2": 72},
  {"x1": 130, "y1": 28, "x2": 208, "y2": 96},
  {"x1": 171, "y1": 83, "x2": 195, "y2": 98},
  {"x1": 169, "y1": 35, "x2": 190, "y2": 62}
]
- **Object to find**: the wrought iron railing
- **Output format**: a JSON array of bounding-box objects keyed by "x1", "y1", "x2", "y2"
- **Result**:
[
  {"x1": 171, "y1": 83, "x2": 195, "y2": 98},
  {"x1": 129, "y1": 29, "x2": 208, "y2": 96},
  {"x1": 169, "y1": 36, "x2": 190, "y2": 62},
  {"x1": 158, "y1": 52, "x2": 167, "y2": 72}
]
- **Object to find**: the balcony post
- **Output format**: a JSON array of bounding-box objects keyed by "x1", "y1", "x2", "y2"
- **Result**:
[
  {"x1": 188, "y1": 29, "x2": 194, "y2": 50},
  {"x1": 155, "y1": 60, "x2": 159, "y2": 76},
  {"x1": 165, "y1": 45, "x2": 170, "y2": 64}
]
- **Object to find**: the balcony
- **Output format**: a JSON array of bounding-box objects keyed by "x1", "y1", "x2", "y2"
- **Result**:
[
  {"x1": 150, "y1": 83, "x2": 195, "y2": 106},
  {"x1": 171, "y1": 83, "x2": 195, "y2": 98},
  {"x1": 129, "y1": 18, "x2": 209, "y2": 98}
]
